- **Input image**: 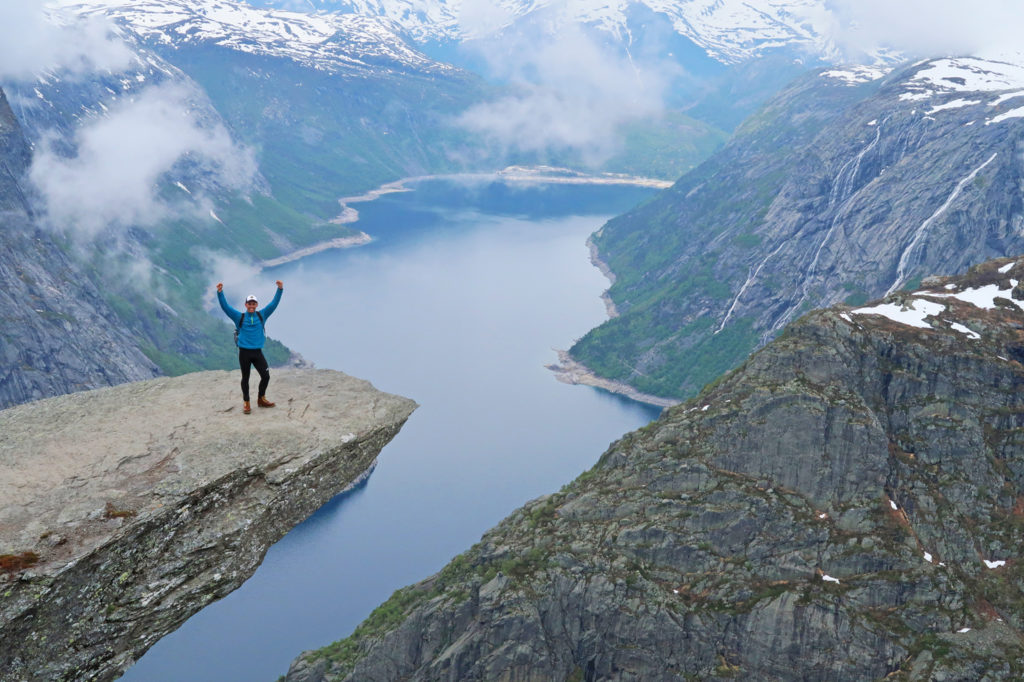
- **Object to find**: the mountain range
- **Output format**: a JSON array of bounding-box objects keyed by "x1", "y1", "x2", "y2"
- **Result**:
[
  {"x1": 249, "y1": 0, "x2": 846, "y2": 65},
  {"x1": 0, "y1": 0, "x2": 488, "y2": 408},
  {"x1": 57, "y1": 0, "x2": 457, "y2": 75},
  {"x1": 0, "y1": 0, "x2": 809, "y2": 408}
]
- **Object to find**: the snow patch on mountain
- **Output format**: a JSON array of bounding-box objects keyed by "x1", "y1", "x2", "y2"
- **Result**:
[
  {"x1": 54, "y1": 0, "x2": 455, "y2": 74},
  {"x1": 850, "y1": 299, "x2": 946, "y2": 330},
  {"x1": 988, "y1": 105, "x2": 1024, "y2": 125},
  {"x1": 901, "y1": 54, "x2": 1024, "y2": 102},
  {"x1": 652, "y1": 0, "x2": 839, "y2": 63},
  {"x1": 820, "y1": 65, "x2": 890, "y2": 86},
  {"x1": 925, "y1": 98, "x2": 981, "y2": 115}
]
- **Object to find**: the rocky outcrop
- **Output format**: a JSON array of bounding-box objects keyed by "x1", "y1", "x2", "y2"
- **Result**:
[
  {"x1": 287, "y1": 257, "x2": 1024, "y2": 681},
  {"x1": 571, "y1": 57, "x2": 1024, "y2": 400},
  {"x1": 0, "y1": 368, "x2": 416, "y2": 682}
]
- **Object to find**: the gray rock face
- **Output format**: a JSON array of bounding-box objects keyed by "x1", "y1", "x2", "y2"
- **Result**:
[
  {"x1": 0, "y1": 368, "x2": 416, "y2": 682},
  {"x1": 0, "y1": 86, "x2": 162, "y2": 409},
  {"x1": 0, "y1": 90, "x2": 32, "y2": 212},
  {"x1": 287, "y1": 258, "x2": 1024, "y2": 681},
  {"x1": 571, "y1": 58, "x2": 1024, "y2": 400}
]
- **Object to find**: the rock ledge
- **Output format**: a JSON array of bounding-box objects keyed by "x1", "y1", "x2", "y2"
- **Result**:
[{"x1": 0, "y1": 368, "x2": 416, "y2": 682}]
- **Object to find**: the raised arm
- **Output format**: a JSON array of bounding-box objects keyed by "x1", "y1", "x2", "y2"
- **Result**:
[
  {"x1": 261, "y1": 281, "x2": 284, "y2": 319},
  {"x1": 216, "y1": 283, "x2": 242, "y2": 322}
]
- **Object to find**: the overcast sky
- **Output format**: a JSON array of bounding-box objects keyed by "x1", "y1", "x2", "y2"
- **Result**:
[{"x1": 824, "y1": 0, "x2": 1023, "y2": 60}]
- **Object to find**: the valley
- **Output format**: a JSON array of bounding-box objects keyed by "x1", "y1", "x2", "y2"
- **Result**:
[{"x1": 3, "y1": 0, "x2": 1024, "y2": 680}]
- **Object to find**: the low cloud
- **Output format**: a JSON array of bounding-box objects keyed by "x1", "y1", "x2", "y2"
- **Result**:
[
  {"x1": 0, "y1": 1, "x2": 134, "y2": 79},
  {"x1": 196, "y1": 250, "x2": 263, "y2": 297},
  {"x1": 456, "y1": 17, "x2": 676, "y2": 163},
  {"x1": 30, "y1": 83, "x2": 256, "y2": 237},
  {"x1": 457, "y1": 0, "x2": 515, "y2": 39},
  {"x1": 824, "y1": 0, "x2": 1024, "y2": 60}
]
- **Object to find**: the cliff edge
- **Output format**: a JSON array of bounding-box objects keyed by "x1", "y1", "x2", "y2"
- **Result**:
[{"x1": 0, "y1": 368, "x2": 416, "y2": 682}]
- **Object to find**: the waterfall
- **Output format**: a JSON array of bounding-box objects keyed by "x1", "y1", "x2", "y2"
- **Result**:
[{"x1": 885, "y1": 152, "x2": 998, "y2": 296}]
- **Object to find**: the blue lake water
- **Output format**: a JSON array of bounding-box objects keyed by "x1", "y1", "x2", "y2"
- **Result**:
[{"x1": 119, "y1": 179, "x2": 661, "y2": 681}]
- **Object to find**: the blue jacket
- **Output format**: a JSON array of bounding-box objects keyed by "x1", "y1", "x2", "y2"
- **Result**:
[{"x1": 218, "y1": 287, "x2": 282, "y2": 349}]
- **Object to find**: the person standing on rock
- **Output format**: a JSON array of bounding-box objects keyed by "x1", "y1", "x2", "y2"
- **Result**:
[{"x1": 217, "y1": 280, "x2": 283, "y2": 414}]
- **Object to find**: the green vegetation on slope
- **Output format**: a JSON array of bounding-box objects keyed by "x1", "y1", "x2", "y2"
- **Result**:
[
  {"x1": 569, "y1": 71, "x2": 885, "y2": 400},
  {"x1": 162, "y1": 47, "x2": 494, "y2": 215}
]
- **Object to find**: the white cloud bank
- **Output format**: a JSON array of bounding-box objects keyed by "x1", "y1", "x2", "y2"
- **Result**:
[
  {"x1": 30, "y1": 83, "x2": 256, "y2": 237},
  {"x1": 456, "y1": 18, "x2": 676, "y2": 162},
  {"x1": 0, "y1": 1, "x2": 134, "y2": 79}
]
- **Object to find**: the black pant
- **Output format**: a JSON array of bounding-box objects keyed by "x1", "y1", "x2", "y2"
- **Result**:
[{"x1": 238, "y1": 347, "x2": 270, "y2": 402}]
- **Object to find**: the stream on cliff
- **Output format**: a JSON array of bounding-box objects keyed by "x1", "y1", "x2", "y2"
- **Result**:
[{"x1": 118, "y1": 178, "x2": 662, "y2": 681}]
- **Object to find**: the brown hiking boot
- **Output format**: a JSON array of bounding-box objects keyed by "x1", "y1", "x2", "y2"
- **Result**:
[
  {"x1": 243, "y1": 401, "x2": 251, "y2": 414},
  {"x1": 257, "y1": 396, "x2": 275, "y2": 408}
]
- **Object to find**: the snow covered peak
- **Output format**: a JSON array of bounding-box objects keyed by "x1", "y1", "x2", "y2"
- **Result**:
[
  {"x1": 288, "y1": 0, "x2": 841, "y2": 64},
  {"x1": 54, "y1": 0, "x2": 455, "y2": 74},
  {"x1": 650, "y1": 0, "x2": 837, "y2": 64}
]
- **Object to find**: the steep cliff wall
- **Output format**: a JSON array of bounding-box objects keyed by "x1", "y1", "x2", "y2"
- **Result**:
[
  {"x1": 0, "y1": 87, "x2": 161, "y2": 408},
  {"x1": 287, "y1": 258, "x2": 1024, "y2": 681},
  {"x1": 0, "y1": 368, "x2": 416, "y2": 682}
]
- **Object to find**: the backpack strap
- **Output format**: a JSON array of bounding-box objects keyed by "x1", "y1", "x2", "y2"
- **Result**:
[
  {"x1": 238, "y1": 312, "x2": 264, "y2": 325},
  {"x1": 237, "y1": 311, "x2": 265, "y2": 330}
]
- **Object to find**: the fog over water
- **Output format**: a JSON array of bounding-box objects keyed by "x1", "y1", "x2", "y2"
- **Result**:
[{"x1": 119, "y1": 181, "x2": 661, "y2": 681}]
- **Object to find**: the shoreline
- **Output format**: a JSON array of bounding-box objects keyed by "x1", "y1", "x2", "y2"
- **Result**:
[
  {"x1": 270, "y1": 164, "x2": 670, "y2": 272},
  {"x1": 546, "y1": 350, "x2": 680, "y2": 409},
  {"x1": 547, "y1": 234, "x2": 680, "y2": 410},
  {"x1": 331, "y1": 181, "x2": 414, "y2": 226},
  {"x1": 260, "y1": 232, "x2": 372, "y2": 268},
  {"x1": 586, "y1": 235, "x2": 619, "y2": 319},
  {"x1": 337, "y1": 166, "x2": 674, "y2": 220}
]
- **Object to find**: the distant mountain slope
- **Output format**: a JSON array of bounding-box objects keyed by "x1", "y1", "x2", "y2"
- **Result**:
[
  {"x1": 250, "y1": 0, "x2": 842, "y2": 65},
  {"x1": 48, "y1": 0, "x2": 489, "y2": 207},
  {"x1": 57, "y1": 0, "x2": 457, "y2": 75},
  {"x1": 286, "y1": 255, "x2": 1024, "y2": 681},
  {"x1": 569, "y1": 55, "x2": 1024, "y2": 400},
  {"x1": 0, "y1": 88, "x2": 159, "y2": 408},
  {"x1": 2, "y1": 41, "x2": 306, "y2": 384},
  {"x1": 242, "y1": 0, "x2": 856, "y2": 156}
]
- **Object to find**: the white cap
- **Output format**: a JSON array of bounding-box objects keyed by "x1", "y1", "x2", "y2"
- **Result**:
[{"x1": 245, "y1": 294, "x2": 258, "y2": 304}]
